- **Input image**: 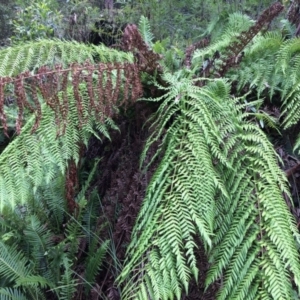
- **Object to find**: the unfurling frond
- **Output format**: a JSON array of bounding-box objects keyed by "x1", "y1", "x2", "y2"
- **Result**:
[{"x1": 119, "y1": 75, "x2": 300, "y2": 300}]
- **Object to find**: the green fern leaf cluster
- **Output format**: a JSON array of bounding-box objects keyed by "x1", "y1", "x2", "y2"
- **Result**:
[
  {"x1": 0, "y1": 39, "x2": 134, "y2": 77},
  {"x1": 0, "y1": 164, "x2": 110, "y2": 299},
  {"x1": 223, "y1": 30, "x2": 300, "y2": 128},
  {"x1": 224, "y1": 31, "x2": 300, "y2": 152},
  {"x1": 0, "y1": 241, "x2": 49, "y2": 299},
  {"x1": 227, "y1": 31, "x2": 283, "y2": 97},
  {"x1": 0, "y1": 288, "x2": 28, "y2": 300},
  {"x1": 0, "y1": 85, "x2": 118, "y2": 211},
  {"x1": 119, "y1": 73, "x2": 300, "y2": 299},
  {"x1": 138, "y1": 16, "x2": 154, "y2": 48},
  {"x1": 192, "y1": 13, "x2": 254, "y2": 66}
]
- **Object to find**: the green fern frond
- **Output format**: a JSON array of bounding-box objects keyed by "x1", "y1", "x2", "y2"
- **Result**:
[
  {"x1": 84, "y1": 239, "x2": 110, "y2": 295},
  {"x1": 0, "y1": 103, "x2": 76, "y2": 211},
  {"x1": 226, "y1": 31, "x2": 283, "y2": 97},
  {"x1": 138, "y1": 16, "x2": 154, "y2": 48},
  {"x1": 0, "y1": 39, "x2": 133, "y2": 77},
  {"x1": 23, "y1": 215, "x2": 54, "y2": 273},
  {"x1": 0, "y1": 241, "x2": 48, "y2": 299},
  {"x1": 119, "y1": 75, "x2": 300, "y2": 300},
  {"x1": 33, "y1": 173, "x2": 66, "y2": 229},
  {"x1": 53, "y1": 257, "x2": 77, "y2": 300},
  {"x1": 0, "y1": 242, "x2": 32, "y2": 284},
  {"x1": 119, "y1": 76, "x2": 229, "y2": 299},
  {"x1": 192, "y1": 13, "x2": 254, "y2": 66},
  {"x1": 275, "y1": 39, "x2": 300, "y2": 130},
  {"x1": 225, "y1": 33, "x2": 300, "y2": 133},
  {"x1": 15, "y1": 275, "x2": 50, "y2": 289},
  {"x1": 0, "y1": 288, "x2": 28, "y2": 300}
]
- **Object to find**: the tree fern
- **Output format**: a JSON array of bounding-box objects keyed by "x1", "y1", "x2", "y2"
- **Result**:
[{"x1": 1, "y1": 6, "x2": 300, "y2": 299}]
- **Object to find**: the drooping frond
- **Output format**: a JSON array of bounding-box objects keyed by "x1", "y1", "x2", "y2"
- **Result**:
[
  {"x1": 0, "y1": 43, "x2": 143, "y2": 211},
  {"x1": 206, "y1": 91, "x2": 300, "y2": 299},
  {"x1": 0, "y1": 61, "x2": 142, "y2": 136},
  {"x1": 0, "y1": 39, "x2": 134, "y2": 77},
  {"x1": 0, "y1": 62, "x2": 142, "y2": 212},
  {"x1": 0, "y1": 241, "x2": 32, "y2": 284},
  {"x1": 118, "y1": 75, "x2": 300, "y2": 299}
]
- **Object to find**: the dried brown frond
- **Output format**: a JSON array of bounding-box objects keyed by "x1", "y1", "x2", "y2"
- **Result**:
[
  {"x1": 0, "y1": 77, "x2": 10, "y2": 137},
  {"x1": 287, "y1": 0, "x2": 300, "y2": 26},
  {"x1": 120, "y1": 24, "x2": 162, "y2": 75},
  {"x1": 0, "y1": 61, "x2": 142, "y2": 135},
  {"x1": 184, "y1": 37, "x2": 210, "y2": 69},
  {"x1": 216, "y1": 1, "x2": 284, "y2": 77},
  {"x1": 65, "y1": 159, "x2": 79, "y2": 214}
]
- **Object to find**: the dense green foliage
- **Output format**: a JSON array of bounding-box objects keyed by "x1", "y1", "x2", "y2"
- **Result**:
[{"x1": 1, "y1": 1, "x2": 300, "y2": 300}]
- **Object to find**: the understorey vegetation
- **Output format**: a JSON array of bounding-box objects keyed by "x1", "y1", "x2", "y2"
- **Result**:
[{"x1": 1, "y1": 1, "x2": 300, "y2": 299}]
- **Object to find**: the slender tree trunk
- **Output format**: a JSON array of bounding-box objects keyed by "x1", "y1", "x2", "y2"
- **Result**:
[{"x1": 105, "y1": 0, "x2": 113, "y2": 9}]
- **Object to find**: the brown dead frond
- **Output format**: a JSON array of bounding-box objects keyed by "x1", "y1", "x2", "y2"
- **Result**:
[{"x1": 0, "y1": 61, "x2": 143, "y2": 136}]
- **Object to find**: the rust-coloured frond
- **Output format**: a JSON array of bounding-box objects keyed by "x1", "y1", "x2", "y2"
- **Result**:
[
  {"x1": 65, "y1": 159, "x2": 79, "y2": 214},
  {"x1": 121, "y1": 24, "x2": 162, "y2": 75},
  {"x1": 287, "y1": 0, "x2": 300, "y2": 26},
  {"x1": 0, "y1": 61, "x2": 142, "y2": 136},
  {"x1": 184, "y1": 37, "x2": 210, "y2": 69},
  {"x1": 0, "y1": 77, "x2": 10, "y2": 137},
  {"x1": 216, "y1": 1, "x2": 284, "y2": 77}
]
